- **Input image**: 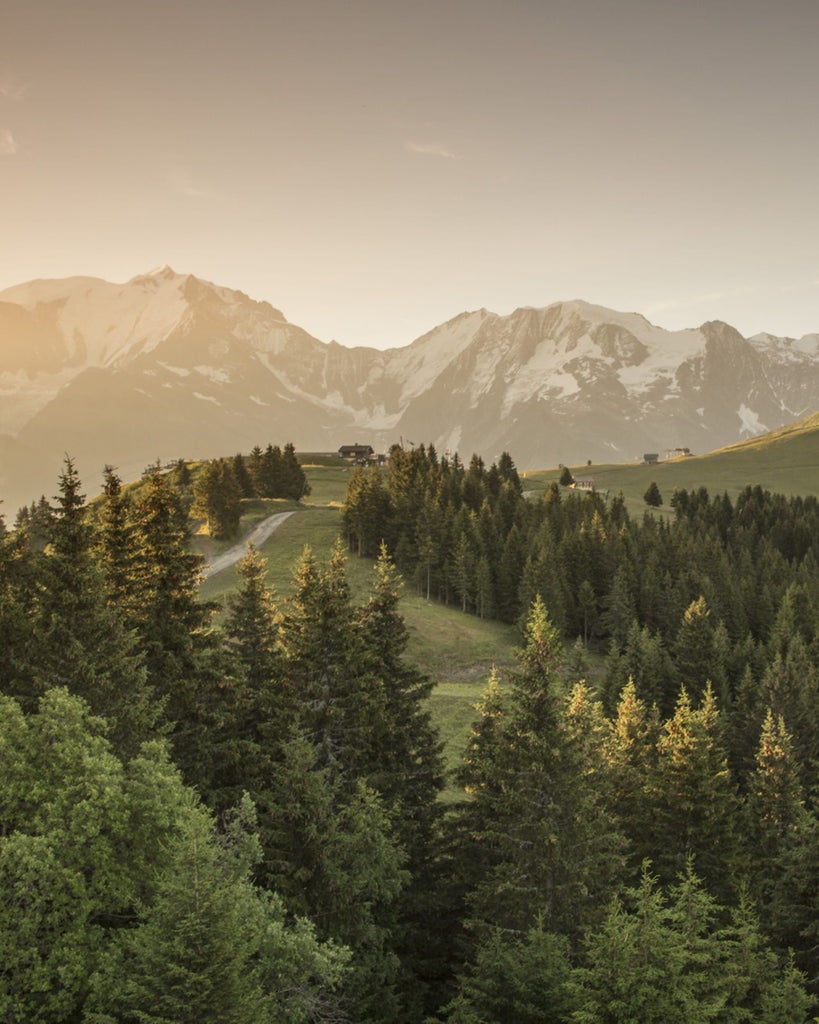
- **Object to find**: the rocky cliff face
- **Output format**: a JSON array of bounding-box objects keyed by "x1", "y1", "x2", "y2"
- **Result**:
[{"x1": 1, "y1": 268, "x2": 817, "y2": 512}]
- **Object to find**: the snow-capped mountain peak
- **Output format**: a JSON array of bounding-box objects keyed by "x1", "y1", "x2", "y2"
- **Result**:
[{"x1": 0, "y1": 269, "x2": 817, "y2": 512}]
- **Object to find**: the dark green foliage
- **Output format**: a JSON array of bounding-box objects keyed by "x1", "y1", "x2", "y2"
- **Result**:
[
  {"x1": 95, "y1": 465, "x2": 133, "y2": 604},
  {"x1": 443, "y1": 920, "x2": 575, "y2": 1024},
  {"x1": 6, "y1": 452, "x2": 819, "y2": 1021},
  {"x1": 20, "y1": 458, "x2": 158, "y2": 755},
  {"x1": 87, "y1": 792, "x2": 347, "y2": 1024},
  {"x1": 572, "y1": 864, "x2": 812, "y2": 1024},
  {"x1": 0, "y1": 688, "x2": 346, "y2": 1024},
  {"x1": 455, "y1": 597, "x2": 626, "y2": 941},
  {"x1": 644, "y1": 480, "x2": 663, "y2": 506},
  {"x1": 192, "y1": 458, "x2": 242, "y2": 539},
  {"x1": 744, "y1": 710, "x2": 806, "y2": 907},
  {"x1": 643, "y1": 687, "x2": 742, "y2": 900},
  {"x1": 251, "y1": 441, "x2": 310, "y2": 500},
  {"x1": 231, "y1": 452, "x2": 255, "y2": 498}
]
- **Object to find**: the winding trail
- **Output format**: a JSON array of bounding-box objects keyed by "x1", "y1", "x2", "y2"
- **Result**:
[{"x1": 202, "y1": 511, "x2": 296, "y2": 579}]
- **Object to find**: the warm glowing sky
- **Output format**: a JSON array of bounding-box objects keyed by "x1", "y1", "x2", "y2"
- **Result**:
[{"x1": 2, "y1": 0, "x2": 817, "y2": 349}]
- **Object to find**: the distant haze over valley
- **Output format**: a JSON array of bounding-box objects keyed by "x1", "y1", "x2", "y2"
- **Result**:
[{"x1": 1, "y1": 266, "x2": 818, "y2": 512}]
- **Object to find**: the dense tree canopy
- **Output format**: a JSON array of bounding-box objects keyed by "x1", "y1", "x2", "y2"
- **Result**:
[{"x1": 2, "y1": 453, "x2": 819, "y2": 1020}]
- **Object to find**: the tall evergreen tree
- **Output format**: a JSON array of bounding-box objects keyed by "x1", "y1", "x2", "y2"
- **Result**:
[
  {"x1": 645, "y1": 686, "x2": 741, "y2": 900},
  {"x1": 192, "y1": 459, "x2": 242, "y2": 539},
  {"x1": 457, "y1": 597, "x2": 625, "y2": 942},
  {"x1": 28, "y1": 458, "x2": 157, "y2": 755},
  {"x1": 278, "y1": 543, "x2": 382, "y2": 779},
  {"x1": 94, "y1": 465, "x2": 134, "y2": 607},
  {"x1": 744, "y1": 709, "x2": 806, "y2": 908},
  {"x1": 443, "y1": 919, "x2": 575, "y2": 1024}
]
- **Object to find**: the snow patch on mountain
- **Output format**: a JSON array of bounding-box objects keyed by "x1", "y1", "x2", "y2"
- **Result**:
[
  {"x1": 749, "y1": 332, "x2": 819, "y2": 362},
  {"x1": 0, "y1": 272, "x2": 189, "y2": 367},
  {"x1": 194, "y1": 365, "x2": 231, "y2": 384},
  {"x1": 159, "y1": 363, "x2": 191, "y2": 377},
  {"x1": 386, "y1": 310, "x2": 489, "y2": 401},
  {"x1": 616, "y1": 325, "x2": 704, "y2": 395},
  {"x1": 738, "y1": 404, "x2": 767, "y2": 435}
]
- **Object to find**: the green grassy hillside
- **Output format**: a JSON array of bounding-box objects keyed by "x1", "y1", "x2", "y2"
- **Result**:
[{"x1": 523, "y1": 410, "x2": 819, "y2": 515}]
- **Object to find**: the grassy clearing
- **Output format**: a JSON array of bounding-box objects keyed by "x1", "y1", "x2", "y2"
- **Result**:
[
  {"x1": 429, "y1": 680, "x2": 485, "y2": 802},
  {"x1": 401, "y1": 593, "x2": 518, "y2": 681},
  {"x1": 523, "y1": 413, "x2": 819, "y2": 515},
  {"x1": 198, "y1": 506, "x2": 353, "y2": 607},
  {"x1": 300, "y1": 457, "x2": 355, "y2": 506}
]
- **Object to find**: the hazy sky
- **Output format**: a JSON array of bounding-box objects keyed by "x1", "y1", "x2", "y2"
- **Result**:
[{"x1": 2, "y1": 0, "x2": 817, "y2": 349}]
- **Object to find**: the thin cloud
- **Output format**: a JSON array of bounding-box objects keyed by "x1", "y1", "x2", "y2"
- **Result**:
[
  {"x1": 0, "y1": 74, "x2": 29, "y2": 102},
  {"x1": 168, "y1": 171, "x2": 214, "y2": 199},
  {"x1": 405, "y1": 140, "x2": 460, "y2": 160},
  {"x1": 0, "y1": 130, "x2": 18, "y2": 155}
]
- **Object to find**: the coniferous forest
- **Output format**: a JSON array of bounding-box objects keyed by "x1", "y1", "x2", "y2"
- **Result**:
[{"x1": 2, "y1": 446, "x2": 819, "y2": 1022}]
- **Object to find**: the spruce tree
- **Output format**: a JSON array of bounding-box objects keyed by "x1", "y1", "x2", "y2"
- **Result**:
[
  {"x1": 29, "y1": 458, "x2": 157, "y2": 755},
  {"x1": 278, "y1": 543, "x2": 381, "y2": 780},
  {"x1": 644, "y1": 480, "x2": 663, "y2": 507},
  {"x1": 645, "y1": 686, "x2": 741, "y2": 900},
  {"x1": 744, "y1": 710, "x2": 806, "y2": 908},
  {"x1": 457, "y1": 597, "x2": 625, "y2": 941},
  {"x1": 443, "y1": 919, "x2": 575, "y2": 1024}
]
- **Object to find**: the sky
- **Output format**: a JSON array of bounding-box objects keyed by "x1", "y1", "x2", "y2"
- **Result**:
[{"x1": 1, "y1": 0, "x2": 817, "y2": 350}]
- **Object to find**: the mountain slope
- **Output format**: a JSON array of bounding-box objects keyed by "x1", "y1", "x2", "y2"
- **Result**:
[{"x1": 1, "y1": 268, "x2": 817, "y2": 513}]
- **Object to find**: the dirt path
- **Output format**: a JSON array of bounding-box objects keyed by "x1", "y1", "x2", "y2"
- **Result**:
[{"x1": 202, "y1": 511, "x2": 296, "y2": 579}]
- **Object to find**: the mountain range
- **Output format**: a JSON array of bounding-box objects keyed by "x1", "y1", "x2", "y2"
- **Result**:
[{"x1": 2, "y1": 265, "x2": 818, "y2": 513}]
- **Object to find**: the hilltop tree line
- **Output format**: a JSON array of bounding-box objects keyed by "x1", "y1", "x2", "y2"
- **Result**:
[
  {"x1": 1, "y1": 454, "x2": 819, "y2": 1019},
  {"x1": 12, "y1": 442, "x2": 310, "y2": 546},
  {"x1": 192, "y1": 442, "x2": 310, "y2": 539},
  {"x1": 344, "y1": 446, "x2": 819, "y2": 729}
]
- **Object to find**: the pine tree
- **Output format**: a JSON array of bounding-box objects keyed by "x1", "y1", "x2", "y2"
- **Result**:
[
  {"x1": 260, "y1": 731, "x2": 407, "y2": 1024},
  {"x1": 192, "y1": 458, "x2": 242, "y2": 539},
  {"x1": 226, "y1": 544, "x2": 281, "y2": 698},
  {"x1": 744, "y1": 709, "x2": 806, "y2": 908},
  {"x1": 127, "y1": 468, "x2": 213, "y2": 694},
  {"x1": 604, "y1": 679, "x2": 660, "y2": 871},
  {"x1": 769, "y1": 809, "x2": 819, "y2": 996},
  {"x1": 231, "y1": 452, "x2": 254, "y2": 498},
  {"x1": 87, "y1": 786, "x2": 348, "y2": 1024},
  {"x1": 278, "y1": 543, "x2": 377, "y2": 778},
  {"x1": 443, "y1": 919, "x2": 575, "y2": 1024},
  {"x1": 355, "y1": 546, "x2": 444, "y2": 830},
  {"x1": 571, "y1": 866, "x2": 706, "y2": 1024},
  {"x1": 257, "y1": 443, "x2": 285, "y2": 498},
  {"x1": 282, "y1": 441, "x2": 310, "y2": 499},
  {"x1": 644, "y1": 480, "x2": 663, "y2": 507},
  {"x1": 457, "y1": 597, "x2": 625, "y2": 941},
  {"x1": 94, "y1": 465, "x2": 134, "y2": 607},
  {"x1": 645, "y1": 686, "x2": 741, "y2": 900},
  {"x1": 29, "y1": 458, "x2": 157, "y2": 755},
  {"x1": 356, "y1": 547, "x2": 446, "y2": 1016},
  {"x1": 673, "y1": 596, "x2": 722, "y2": 704},
  {"x1": 601, "y1": 619, "x2": 676, "y2": 715}
]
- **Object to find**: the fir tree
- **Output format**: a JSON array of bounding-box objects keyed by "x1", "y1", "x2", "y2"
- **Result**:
[
  {"x1": 29, "y1": 458, "x2": 157, "y2": 755},
  {"x1": 644, "y1": 480, "x2": 663, "y2": 507},
  {"x1": 645, "y1": 686, "x2": 741, "y2": 900}
]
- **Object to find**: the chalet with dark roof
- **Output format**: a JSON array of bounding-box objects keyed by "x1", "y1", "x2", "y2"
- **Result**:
[{"x1": 338, "y1": 444, "x2": 375, "y2": 462}]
